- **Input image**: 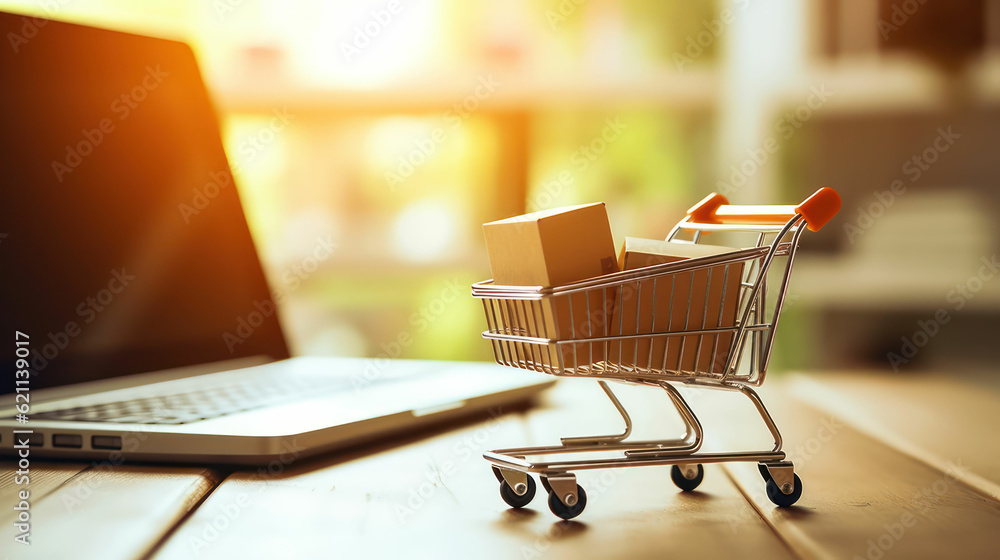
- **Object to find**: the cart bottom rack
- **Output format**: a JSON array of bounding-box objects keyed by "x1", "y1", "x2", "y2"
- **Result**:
[{"x1": 486, "y1": 378, "x2": 801, "y2": 520}]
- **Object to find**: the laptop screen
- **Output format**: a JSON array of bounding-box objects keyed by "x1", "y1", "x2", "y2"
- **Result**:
[{"x1": 0, "y1": 13, "x2": 289, "y2": 394}]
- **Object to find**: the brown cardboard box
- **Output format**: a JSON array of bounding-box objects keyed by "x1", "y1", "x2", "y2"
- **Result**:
[
  {"x1": 483, "y1": 203, "x2": 618, "y2": 287},
  {"x1": 608, "y1": 238, "x2": 744, "y2": 374},
  {"x1": 482, "y1": 203, "x2": 618, "y2": 369}
]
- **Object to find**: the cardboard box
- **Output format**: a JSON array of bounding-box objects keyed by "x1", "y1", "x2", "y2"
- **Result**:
[
  {"x1": 483, "y1": 203, "x2": 618, "y2": 287},
  {"x1": 608, "y1": 238, "x2": 744, "y2": 374},
  {"x1": 482, "y1": 203, "x2": 618, "y2": 369}
]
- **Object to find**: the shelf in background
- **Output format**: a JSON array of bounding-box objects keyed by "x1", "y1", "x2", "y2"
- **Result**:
[
  {"x1": 773, "y1": 52, "x2": 1000, "y2": 115},
  {"x1": 211, "y1": 68, "x2": 720, "y2": 114}
]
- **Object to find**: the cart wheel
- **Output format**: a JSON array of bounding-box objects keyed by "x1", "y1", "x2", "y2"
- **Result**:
[
  {"x1": 765, "y1": 474, "x2": 803, "y2": 508},
  {"x1": 670, "y1": 464, "x2": 705, "y2": 492},
  {"x1": 499, "y1": 476, "x2": 536, "y2": 509},
  {"x1": 757, "y1": 463, "x2": 772, "y2": 483},
  {"x1": 548, "y1": 484, "x2": 587, "y2": 520},
  {"x1": 540, "y1": 476, "x2": 552, "y2": 494},
  {"x1": 491, "y1": 466, "x2": 504, "y2": 483}
]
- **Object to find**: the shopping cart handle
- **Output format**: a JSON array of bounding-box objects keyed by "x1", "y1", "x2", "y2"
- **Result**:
[{"x1": 686, "y1": 187, "x2": 841, "y2": 232}]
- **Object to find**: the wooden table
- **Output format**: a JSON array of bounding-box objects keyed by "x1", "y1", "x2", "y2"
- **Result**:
[{"x1": 4, "y1": 371, "x2": 1000, "y2": 559}]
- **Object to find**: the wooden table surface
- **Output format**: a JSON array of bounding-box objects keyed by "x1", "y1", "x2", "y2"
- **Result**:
[{"x1": 4, "y1": 370, "x2": 1000, "y2": 559}]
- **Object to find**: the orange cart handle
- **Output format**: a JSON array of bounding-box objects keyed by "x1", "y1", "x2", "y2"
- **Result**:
[{"x1": 686, "y1": 187, "x2": 841, "y2": 232}]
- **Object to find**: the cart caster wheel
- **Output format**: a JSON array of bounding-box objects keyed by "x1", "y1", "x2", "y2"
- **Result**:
[
  {"x1": 671, "y1": 464, "x2": 705, "y2": 492},
  {"x1": 757, "y1": 463, "x2": 772, "y2": 483},
  {"x1": 548, "y1": 484, "x2": 587, "y2": 520},
  {"x1": 540, "y1": 476, "x2": 552, "y2": 494},
  {"x1": 765, "y1": 474, "x2": 802, "y2": 508},
  {"x1": 499, "y1": 476, "x2": 536, "y2": 509}
]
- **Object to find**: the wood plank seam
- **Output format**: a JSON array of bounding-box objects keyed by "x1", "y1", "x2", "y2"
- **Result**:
[
  {"x1": 788, "y1": 377, "x2": 1000, "y2": 504},
  {"x1": 722, "y1": 391, "x2": 1000, "y2": 560},
  {"x1": 138, "y1": 470, "x2": 228, "y2": 560},
  {"x1": 720, "y1": 465, "x2": 816, "y2": 560},
  {"x1": 33, "y1": 464, "x2": 96, "y2": 503}
]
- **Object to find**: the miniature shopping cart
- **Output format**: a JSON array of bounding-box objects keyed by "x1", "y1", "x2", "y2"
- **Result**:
[{"x1": 472, "y1": 187, "x2": 841, "y2": 519}]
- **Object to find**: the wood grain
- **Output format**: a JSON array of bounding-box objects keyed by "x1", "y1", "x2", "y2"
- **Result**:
[
  {"x1": 787, "y1": 371, "x2": 1000, "y2": 501},
  {"x1": 150, "y1": 380, "x2": 794, "y2": 560},
  {"x1": 0, "y1": 464, "x2": 219, "y2": 559},
  {"x1": 720, "y1": 382, "x2": 1000, "y2": 560},
  {"x1": 10, "y1": 371, "x2": 1000, "y2": 559},
  {"x1": 0, "y1": 461, "x2": 88, "y2": 525}
]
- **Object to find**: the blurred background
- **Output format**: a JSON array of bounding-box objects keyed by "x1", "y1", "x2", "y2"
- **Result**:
[{"x1": 4, "y1": 0, "x2": 997, "y2": 375}]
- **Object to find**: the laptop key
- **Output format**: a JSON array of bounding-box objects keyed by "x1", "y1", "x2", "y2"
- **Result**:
[{"x1": 20, "y1": 373, "x2": 375, "y2": 425}]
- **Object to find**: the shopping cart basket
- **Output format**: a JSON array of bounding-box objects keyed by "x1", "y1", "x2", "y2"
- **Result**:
[{"x1": 472, "y1": 187, "x2": 841, "y2": 519}]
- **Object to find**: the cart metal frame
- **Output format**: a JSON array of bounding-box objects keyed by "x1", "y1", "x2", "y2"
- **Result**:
[{"x1": 472, "y1": 188, "x2": 840, "y2": 518}]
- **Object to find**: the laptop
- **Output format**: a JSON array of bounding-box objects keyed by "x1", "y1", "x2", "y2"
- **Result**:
[{"x1": 0, "y1": 12, "x2": 552, "y2": 464}]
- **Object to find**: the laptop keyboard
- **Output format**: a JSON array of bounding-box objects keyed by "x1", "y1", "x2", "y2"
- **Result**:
[{"x1": 32, "y1": 374, "x2": 360, "y2": 425}]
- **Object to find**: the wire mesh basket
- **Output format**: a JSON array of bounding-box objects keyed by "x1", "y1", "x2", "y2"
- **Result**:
[{"x1": 473, "y1": 187, "x2": 842, "y2": 519}]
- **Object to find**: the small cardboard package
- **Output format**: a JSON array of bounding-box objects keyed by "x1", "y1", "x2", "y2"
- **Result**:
[
  {"x1": 482, "y1": 203, "x2": 618, "y2": 368},
  {"x1": 608, "y1": 238, "x2": 744, "y2": 373}
]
